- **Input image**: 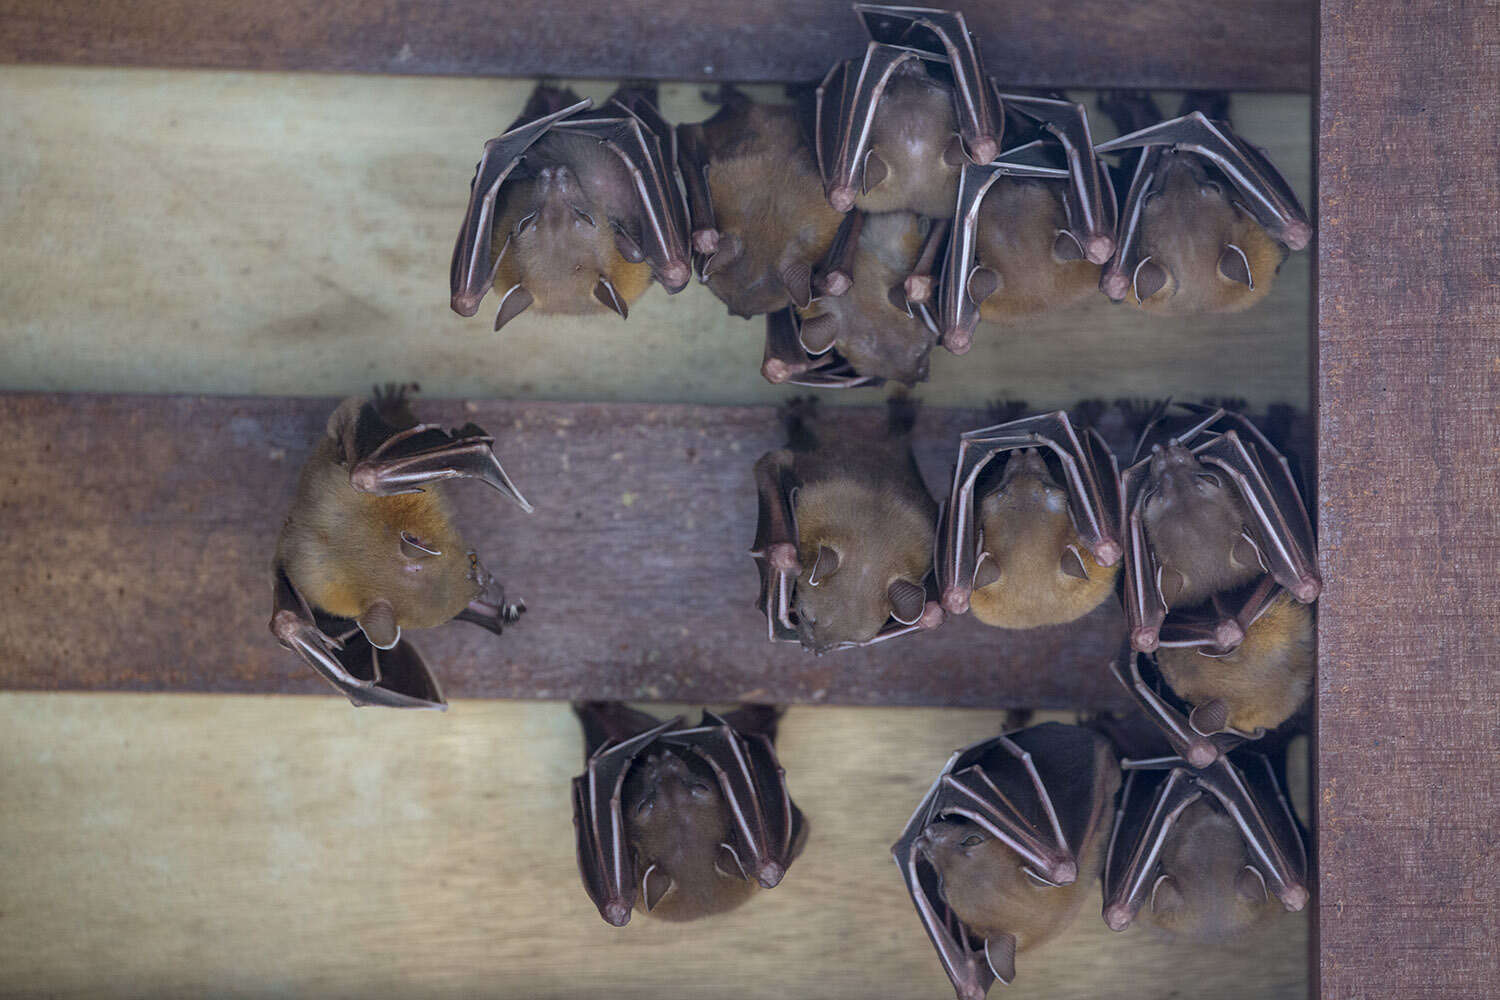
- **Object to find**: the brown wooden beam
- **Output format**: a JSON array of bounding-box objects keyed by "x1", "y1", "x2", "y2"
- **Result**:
[
  {"x1": 0, "y1": 0, "x2": 1312, "y2": 91},
  {"x1": 0, "y1": 393, "x2": 1129, "y2": 709},
  {"x1": 1317, "y1": 0, "x2": 1500, "y2": 995}
]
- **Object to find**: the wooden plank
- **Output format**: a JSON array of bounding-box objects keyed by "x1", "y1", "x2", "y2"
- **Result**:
[
  {"x1": 0, "y1": 0, "x2": 1313, "y2": 91},
  {"x1": 1317, "y1": 1, "x2": 1500, "y2": 997},
  {"x1": 0, "y1": 392, "x2": 1133, "y2": 709}
]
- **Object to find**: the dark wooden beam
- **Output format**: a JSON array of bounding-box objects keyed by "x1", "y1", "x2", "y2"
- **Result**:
[
  {"x1": 0, "y1": 0, "x2": 1312, "y2": 91},
  {"x1": 1317, "y1": 0, "x2": 1500, "y2": 995},
  {"x1": 0, "y1": 393, "x2": 1129, "y2": 710}
]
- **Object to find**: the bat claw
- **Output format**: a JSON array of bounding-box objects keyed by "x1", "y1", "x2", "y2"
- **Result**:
[
  {"x1": 1214, "y1": 619, "x2": 1245, "y2": 649},
  {"x1": 1280, "y1": 219, "x2": 1313, "y2": 252},
  {"x1": 1291, "y1": 574, "x2": 1321, "y2": 603},
  {"x1": 828, "y1": 184, "x2": 857, "y2": 213},
  {"x1": 1093, "y1": 539, "x2": 1123, "y2": 566},
  {"x1": 1100, "y1": 269, "x2": 1131, "y2": 302},
  {"x1": 941, "y1": 586, "x2": 971, "y2": 616},
  {"x1": 752, "y1": 859, "x2": 786, "y2": 888},
  {"x1": 818, "y1": 269, "x2": 852, "y2": 297},
  {"x1": 904, "y1": 272, "x2": 934, "y2": 304},
  {"x1": 693, "y1": 229, "x2": 719, "y2": 255},
  {"x1": 1083, "y1": 233, "x2": 1115, "y2": 265},
  {"x1": 602, "y1": 900, "x2": 633, "y2": 927},
  {"x1": 918, "y1": 601, "x2": 946, "y2": 631},
  {"x1": 660, "y1": 260, "x2": 691, "y2": 291},
  {"x1": 1184, "y1": 738, "x2": 1218, "y2": 770},
  {"x1": 1279, "y1": 882, "x2": 1310, "y2": 912},
  {"x1": 768, "y1": 542, "x2": 801, "y2": 574},
  {"x1": 1131, "y1": 625, "x2": 1160, "y2": 653},
  {"x1": 1103, "y1": 901, "x2": 1135, "y2": 931},
  {"x1": 942, "y1": 327, "x2": 974, "y2": 355}
]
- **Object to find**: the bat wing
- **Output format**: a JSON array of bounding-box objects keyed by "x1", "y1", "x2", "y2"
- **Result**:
[
  {"x1": 573, "y1": 717, "x2": 681, "y2": 926},
  {"x1": 450, "y1": 99, "x2": 591, "y2": 317},
  {"x1": 347, "y1": 420, "x2": 531, "y2": 512},
  {"x1": 1098, "y1": 145, "x2": 1163, "y2": 302},
  {"x1": 675, "y1": 121, "x2": 719, "y2": 258},
  {"x1": 1157, "y1": 571, "x2": 1282, "y2": 654},
  {"x1": 1109, "y1": 651, "x2": 1249, "y2": 768},
  {"x1": 270, "y1": 566, "x2": 446, "y2": 710},
  {"x1": 1198, "y1": 752, "x2": 1310, "y2": 911},
  {"x1": 1094, "y1": 112, "x2": 1311, "y2": 251},
  {"x1": 936, "y1": 153, "x2": 1069, "y2": 352},
  {"x1": 553, "y1": 97, "x2": 692, "y2": 293},
  {"x1": 761, "y1": 308, "x2": 887, "y2": 389},
  {"x1": 993, "y1": 92, "x2": 1116, "y2": 264},
  {"x1": 664, "y1": 711, "x2": 804, "y2": 888},
  {"x1": 1100, "y1": 765, "x2": 1201, "y2": 930},
  {"x1": 751, "y1": 449, "x2": 804, "y2": 642},
  {"x1": 853, "y1": 3, "x2": 1002, "y2": 164},
  {"x1": 938, "y1": 410, "x2": 1122, "y2": 614},
  {"x1": 573, "y1": 701, "x2": 667, "y2": 760}
]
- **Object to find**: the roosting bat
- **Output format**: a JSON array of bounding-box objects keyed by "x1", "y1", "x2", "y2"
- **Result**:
[
  {"x1": 1094, "y1": 91, "x2": 1312, "y2": 314},
  {"x1": 893, "y1": 722, "x2": 1120, "y2": 999},
  {"x1": 571, "y1": 702, "x2": 806, "y2": 925},
  {"x1": 936, "y1": 409, "x2": 1122, "y2": 629},
  {"x1": 1101, "y1": 746, "x2": 1309, "y2": 940},
  {"x1": 752, "y1": 396, "x2": 944, "y2": 651},
  {"x1": 818, "y1": 5, "x2": 1115, "y2": 321},
  {"x1": 676, "y1": 88, "x2": 847, "y2": 318},
  {"x1": 450, "y1": 84, "x2": 691, "y2": 330},
  {"x1": 269, "y1": 385, "x2": 531, "y2": 709},
  {"x1": 760, "y1": 211, "x2": 941, "y2": 386}
]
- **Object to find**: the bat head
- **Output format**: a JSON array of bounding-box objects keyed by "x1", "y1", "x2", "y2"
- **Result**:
[
  {"x1": 359, "y1": 493, "x2": 489, "y2": 632},
  {"x1": 1141, "y1": 442, "x2": 1261, "y2": 608},
  {"x1": 792, "y1": 539, "x2": 928, "y2": 652},
  {"x1": 1145, "y1": 799, "x2": 1283, "y2": 941},
  {"x1": 855, "y1": 69, "x2": 963, "y2": 219},
  {"x1": 1131, "y1": 156, "x2": 1285, "y2": 315}
]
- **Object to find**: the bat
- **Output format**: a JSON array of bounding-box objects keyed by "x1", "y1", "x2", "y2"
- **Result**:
[
  {"x1": 752, "y1": 395, "x2": 944, "y2": 651},
  {"x1": 818, "y1": 5, "x2": 1115, "y2": 328},
  {"x1": 935, "y1": 408, "x2": 1123, "y2": 630},
  {"x1": 1121, "y1": 403, "x2": 1320, "y2": 661},
  {"x1": 677, "y1": 87, "x2": 847, "y2": 318},
  {"x1": 1101, "y1": 745, "x2": 1309, "y2": 941},
  {"x1": 1094, "y1": 91, "x2": 1312, "y2": 314},
  {"x1": 268, "y1": 385, "x2": 532, "y2": 709},
  {"x1": 450, "y1": 84, "x2": 691, "y2": 330},
  {"x1": 893, "y1": 722, "x2": 1120, "y2": 999},
  {"x1": 571, "y1": 702, "x2": 806, "y2": 925},
  {"x1": 761, "y1": 210, "x2": 941, "y2": 387}
]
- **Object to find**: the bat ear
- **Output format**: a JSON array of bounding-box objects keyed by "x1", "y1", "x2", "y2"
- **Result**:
[
  {"x1": 779, "y1": 260, "x2": 814, "y2": 309},
  {"x1": 642, "y1": 864, "x2": 673, "y2": 912},
  {"x1": 1059, "y1": 545, "x2": 1090, "y2": 580},
  {"x1": 612, "y1": 223, "x2": 646, "y2": 264},
  {"x1": 356, "y1": 599, "x2": 401, "y2": 651},
  {"x1": 798, "y1": 313, "x2": 839, "y2": 356},
  {"x1": 972, "y1": 551, "x2": 1001, "y2": 589},
  {"x1": 1218, "y1": 243, "x2": 1254, "y2": 287},
  {"x1": 1189, "y1": 698, "x2": 1231, "y2": 735},
  {"x1": 715, "y1": 843, "x2": 750, "y2": 881},
  {"x1": 861, "y1": 149, "x2": 889, "y2": 194},
  {"x1": 888, "y1": 579, "x2": 926, "y2": 625},
  {"x1": 1157, "y1": 565, "x2": 1186, "y2": 607},
  {"x1": 983, "y1": 932, "x2": 1017, "y2": 985},
  {"x1": 1132, "y1": 258, "x2": 1170, "y2": 302},
  {"x1": 400, "y1": 531, "x2": 442, "y2": 560},
  {"x1": 1237, "y1": 864, "x2": 1270, "y2": 902},
  {"x1": 966, "y1": 266, "x2": 1000, "y2": 306},
  {"x1": 492, "y1": 284, "x2": 534, "y2": 332},
  {"x1": 1150, "y1": 873, "x2": 1184, "y2": 914},
  {"x1": 593, "y1": 278, "x2": 629, "y2": 320},
  {"x1": 808, "y1": 545, "x2": 840, "y2": 586},
  {"x1": 1231, "y1": 531, "x2": 1267, "y2": 573},
  {"x1": 941, "y1": 135, "x2": 968, "y2": 167},
  {"x1": 1052, "y1": 229, "x2": 1087, "y2": 262}
]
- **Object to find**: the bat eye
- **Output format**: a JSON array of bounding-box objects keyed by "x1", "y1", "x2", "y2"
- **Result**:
[
  {"x1": 635, "y1": 795, "x2": 655, "y2": 818},
  {"x1": 1196, "y1": 472, "x2": 1223, "y2": 490},
  {"x1": 1199, "y1": 181, "x2": 1225, "y2": 197},
  {"x1": 400, "y1": 532, "x2": 441, "y2": 559},
  {"x1": 689, "y1": 781, "x2": 713, "y2": 798},
  {"x1": 960, "y1": 834, "x2": 984, "y2": 849}
]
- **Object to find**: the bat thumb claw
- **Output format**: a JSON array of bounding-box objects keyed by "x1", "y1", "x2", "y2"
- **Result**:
[
  {"x1": 828, "y1": 184, "x2": 856, "y2": 213},
  {"x1": 1130, "y1": 626, "x2": 1159, "y2": 653},
  {"x1": 1185, "y1": 739, "x2": 1218, "y2": 770},
  {"x1": 1280, "y1": 220, "x2": 1313, "y2": 252},
  {"x1": 602, "y1": 900, "x2": 633, "y2": 927},
  {"x1": 1103, "y1": 902, "x2": 1135, "y2": 931},
  {"x1": 1278, "y1": 883, "x2": 1310, "y2": 912},
  {"x1": 1093, "y1": 539, "x2": 1123, "y2": 566},
  {"x1": 942, "y1": 328, "x2": 974, "y2": 355},
  {"x1": 752, "y1": 859, "x2": 786, "y2": 889},
  {"x1": 1100, "y1": 270, "x2": 1131, "y2": 302},
  {"x1": 1083, "y1": 233, "x2": 1115, "y2": 265},
  {"x1": 941, "y1": 587, "x2": 971, "y2": 616},
  {"x1": 918, "y1": 601, "x2": 945, "y2": 631}
]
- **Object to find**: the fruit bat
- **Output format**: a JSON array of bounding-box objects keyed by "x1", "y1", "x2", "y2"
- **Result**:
[
  {"x1": 760, "y1": 211, "x2": 941, "y2": 387},
  {"x1": 571, "y1": 702, "x2": 807, "y2": 925},
  {"x1": 1110, "y1": 650, "x2": 1258, "y2": 769},
  {"x1": 1101, "y1": 746, "x2": 1309, "y2": 940},
  {"x1": 752, "y1": 396, "x2": 944, "y2": 651},
  {"x1": 1094, "y1": 91, "x2": 1312, "y2": 314},
  {"x1": 269, "y1": 385, "x2": 532, "y2": 709},
  {"x1": 676, "y1": 87, "x2": 848, "y2": 318},
  {"x1": 450, "y1": 84, "x2": 691, "y2": 330},
  {"x1": 817, "y1": 5, "x2": 1115, "y2": 324},
  {"x1": 893, "y1": 722, "x2": 1120, "y2": 999},
  {"x1": 1121, "y1": 403, "x2": 1320, "y2": 664},
  {"x1": 936, "y1": 409, "x2": 1123, "y2": 629}
]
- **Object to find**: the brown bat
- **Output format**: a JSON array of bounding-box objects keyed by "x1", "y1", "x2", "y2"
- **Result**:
[
  {"x1": 1094, "y1": 91, "x2": 1312, "y2": 314},
  {"x1": 571, "y1": 702, "x2": 806, "y2": 925},
  {"x1": 935, "y1": 409, "x2": 1123, "y2": 629},
  {"x1": 1101, "y1": 746, "x2": 1309, "y2": 940},
  {"x1": 893, "y1": 722, "x2": 1120, "y2": 999},
  {"x1": 1121, "y1": 403, "x2": 1320, "y2": 659},
  {"x1": 450, "y1": 84, "x2": 691, "y2": 330},
  {"x1": 269, "y1": 385, "x2": 531, "y2": 709},
  {"x1": 818, "y1": 5, "x2": 1115, "y2": 316},
  {"x1": 676, "y1": 87, "x2": 847, "y2": 318},
  {"x1": 760, "y1": 210, "x2": 941, "y2": 387},
  {"x1": 752, "y1": 396, "x2": 944, "y2": 651}
]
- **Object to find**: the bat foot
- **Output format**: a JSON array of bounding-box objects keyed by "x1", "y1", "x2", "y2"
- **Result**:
[
  {"x1": 602, "y1": 900, "x2": 633, "y2": 927},
  {"x1": 828, "y1": 184, "x2": 856, "y2": 213},
  {"x1": 1100, "y1": 270, "x2": 1131, "y2": 302},
  {"x1": 693, "y1": 229, "x2": 720, "y2": 255},
  {"x1": 1103, "y1": 901, "x2": 1134, "y2": 931},
  {"x1": 1281, "y1": 220, "x2": 1313, "y2": 252},
  {"x1": 768, "y1": 542, "x2": 801, "y2": 574},
  {"x1": 1083, "y1": 234, "x2": 1115, "y2": 265},
  {"x1": 918, "y1": 601, "x2": 946, "y2": 631},
  {"x1": 942, "y1": 328, "x2": 973, "y2": 355},
  {"x1": 941, "y1": 586, "x2": 971, "y2": 616},
  {"x1": 903, "y1": 273, "x2": 934, "y2": 304},
  {"x1": 1278, "y1": 882, "x2": 1310, "y2": 912},
  {"x1": 1130, "y1": 626, "x2": 1159, "y2": 653}
]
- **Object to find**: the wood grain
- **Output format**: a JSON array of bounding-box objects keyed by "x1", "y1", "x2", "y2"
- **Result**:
[
  {"x1": 0, "y1": 0, "x2": 1313, "y2": 90},
  {"x1": 0, "y1": 392, "x2": 1134, "y2": 709},
  {"x1": 1316, "y1": 0, "x2": 1500, "y2": 996}
]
